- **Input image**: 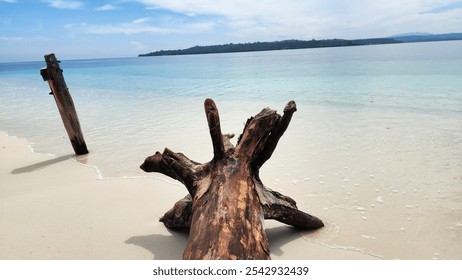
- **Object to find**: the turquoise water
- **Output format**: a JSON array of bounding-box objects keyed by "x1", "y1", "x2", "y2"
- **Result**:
[{"x1": 1, "y1": 41, "x2": 461, "y2": 179}]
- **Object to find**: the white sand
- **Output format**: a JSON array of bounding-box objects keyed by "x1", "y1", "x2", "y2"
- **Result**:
[
  {"x1": 1, "y1": 131, "x2": 461, "y2": 260},
  {"x1": 0, "y1": 131, "x2": 187, "y2": 259}
]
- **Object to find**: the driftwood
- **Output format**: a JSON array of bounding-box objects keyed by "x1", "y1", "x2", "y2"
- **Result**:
[
  {"x1": 140, "y1": 99, "x2": 323, "y2": 260},
  {"x1": 40, "y1": 53, "x2": 88, "y2": 155}
]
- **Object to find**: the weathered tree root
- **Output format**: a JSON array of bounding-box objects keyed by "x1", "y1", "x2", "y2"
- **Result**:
[{"x1": 140, "y1": 99, "x2": 323, "y2": 260}]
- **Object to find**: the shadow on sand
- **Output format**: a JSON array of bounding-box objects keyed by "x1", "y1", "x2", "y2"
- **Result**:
[
  {"x1": 11, "y1": 154, "x2": 74, "y2": 174},
  {"x1": 125, "y1": 229, "x2": 189, "y2": 260}
]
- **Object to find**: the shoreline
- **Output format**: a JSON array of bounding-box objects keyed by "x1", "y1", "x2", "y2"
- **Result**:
[
  {"x1": 1, "y1": 131, "x2": 380, "y2": 260},
  {"x1": 0, "y1": 131, "x2": 185, "y2": 259}
]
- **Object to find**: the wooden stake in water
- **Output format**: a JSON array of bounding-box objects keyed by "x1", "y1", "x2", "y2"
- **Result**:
[{"x1": 40, "y1": 53, "x2": 88, "y2": 155}]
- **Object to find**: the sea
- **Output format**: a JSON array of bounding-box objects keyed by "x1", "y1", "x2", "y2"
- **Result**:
[{"x1": 1, "y1": 40, "x2": 462, "y2": 258}]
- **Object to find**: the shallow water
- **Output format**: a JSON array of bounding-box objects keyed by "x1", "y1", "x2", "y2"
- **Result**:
[{"x1": 1, "y1": 41, "x2": 462, "y2": 259}]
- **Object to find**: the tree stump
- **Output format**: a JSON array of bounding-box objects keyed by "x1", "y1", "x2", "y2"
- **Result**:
[{"x1": 140, "y1": 99, "x2": 324, "y2": 260}]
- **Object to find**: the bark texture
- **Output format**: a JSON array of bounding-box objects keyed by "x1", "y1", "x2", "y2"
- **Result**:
[
  {"x1": 140, "y1": 99, "x2": 323, "y2": 260},
  {"x1": 41, "y1": 53, "x2": 88, "y2": 155}
]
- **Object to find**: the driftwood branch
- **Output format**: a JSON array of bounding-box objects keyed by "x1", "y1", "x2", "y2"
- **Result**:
[
  {"x1": 254, "y1": 100, "x2": 297, "y2": 168},
  {"x1": 204, "y1": 98, "x2": 225, "y2": 160}
]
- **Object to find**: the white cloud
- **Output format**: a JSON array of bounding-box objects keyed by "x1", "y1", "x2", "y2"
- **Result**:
[
  {"x1": 132, "y1": 17, "x2": 152, "y2": 24},
  {"x1": 184, "y1": 21, "x2": 215, "y2": 33},
  {"x1": 95, "y1": 4, "x2": 117, "y2": 11},
  {"x1": 0, "y1": 36, "x2": 50, "y2": 42},
  {"x1": 421, "y1": 0, "x2": 462, "y2": 14},
  {"x1": 77, "y1": 21, "x2": 173, "y2": 35},
  {"x1": 74, "y1": 15, "x2": 216, "y2": 35},
  {"x1": 130, "y1": 0, "x2": 462, "y2": 39},
  {"x1": 130, "y1": 41, "x2": 148, "y2": 50},
  {"x1": 0, "y1": 36, "x2": 23, "y2": 41},
  {"x1": 1, "y1": 0, "x2": 17, "y2": 3},
  {"x1": 42, "y1": 0, "x2": 83, "y2": 9}
]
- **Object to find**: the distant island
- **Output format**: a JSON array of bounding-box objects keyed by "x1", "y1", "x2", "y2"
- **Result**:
[{"x1": 139, "y1": 33, "x2": 462, "y2": 57}]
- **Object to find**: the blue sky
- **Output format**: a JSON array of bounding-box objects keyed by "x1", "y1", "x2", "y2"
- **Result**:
[{"x1": 1, "y1": 0, "x2": 462, "y2": 62}]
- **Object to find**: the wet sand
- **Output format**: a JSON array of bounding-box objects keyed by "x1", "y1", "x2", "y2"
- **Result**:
[{"x1": 1, "y1": 131, "x2": 461, "y2": 259}]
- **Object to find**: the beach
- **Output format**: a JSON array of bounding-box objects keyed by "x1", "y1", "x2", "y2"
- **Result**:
[
  {"x1": 1, "y1": 131, "x2": 383, "y2": 260},
  {"x1": 1, "y1": 127, "x2": 461, "y2": 260},
  {"x1": 0, "y1": 131, "x2": 186, "y2": 259}
]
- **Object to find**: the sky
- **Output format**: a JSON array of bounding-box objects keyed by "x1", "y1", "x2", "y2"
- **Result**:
[{"x1": 1, "y1": 0, "x2": 462, "y2": 62}]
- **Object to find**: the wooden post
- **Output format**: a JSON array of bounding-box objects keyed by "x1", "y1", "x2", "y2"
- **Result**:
[
  {"x1": 40, "y1": 53, "x2": 88, "y2": 155},
  {"x1": 141, "y1": 99, "x2": 324, "y2": 260}
]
